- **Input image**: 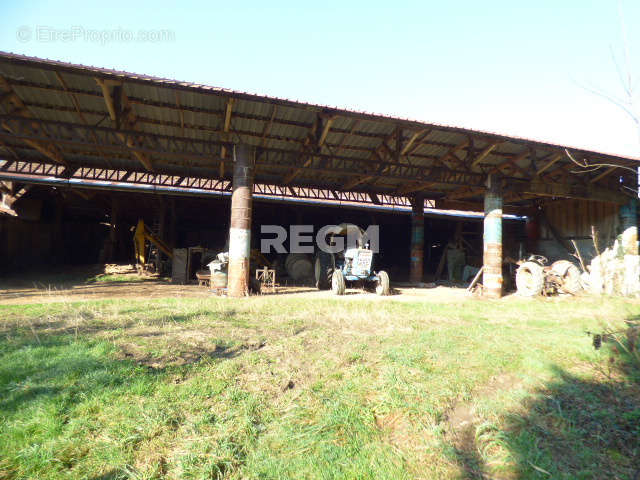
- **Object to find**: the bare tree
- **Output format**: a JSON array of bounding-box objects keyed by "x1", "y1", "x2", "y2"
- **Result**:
[{"x1": 567, "y1": 1, "x2": 639, "y2": 194}]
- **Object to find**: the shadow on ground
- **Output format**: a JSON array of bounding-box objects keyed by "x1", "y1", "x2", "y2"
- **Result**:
[{"x1": 447, "y1": 321, "x2": 640, "y2": 479}]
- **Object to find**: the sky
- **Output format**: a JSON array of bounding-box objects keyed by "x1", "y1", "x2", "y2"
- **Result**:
[{"x1": 1, "y1": 0, "x2": 639, "y2": 157}]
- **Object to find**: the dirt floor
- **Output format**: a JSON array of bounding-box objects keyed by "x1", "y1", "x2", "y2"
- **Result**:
[{"x1": 0, "y1": 264, "x2": 471, "y2": 305}]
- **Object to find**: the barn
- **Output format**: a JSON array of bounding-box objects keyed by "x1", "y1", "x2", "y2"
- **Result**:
[{"x1": 0, "y1": 52, "x2": 637, "y2": 297}]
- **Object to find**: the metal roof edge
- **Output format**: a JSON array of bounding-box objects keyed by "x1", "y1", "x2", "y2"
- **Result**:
[{"x1": 1, "y1": 50, "x2": 639, "y2": 163}]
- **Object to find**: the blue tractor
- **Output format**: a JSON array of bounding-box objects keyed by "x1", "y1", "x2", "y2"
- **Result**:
[{"x1": 314, "y1": 223, "x2": 390, "y2": 296}]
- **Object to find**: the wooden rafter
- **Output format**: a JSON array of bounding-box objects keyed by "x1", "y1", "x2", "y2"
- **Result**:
[
  {"x1": 175, "y1": 91, "x2": 185, "y2": 136},
  {"x1": 437, "y1": 138, "x2": 469, "y2": 170},
  {"x1": 0, "y1": 76, "x2": 67, "y2": 166},
  {"x1": 282, "y1": 115, "x2": 332, "y2": 185},
  {"x1": 536, "y1": 152, "x2": 562, "y2": 175},
  {"x1": 342, "y1": 175, "x2": 374, "y2": 191},
  {"x1": 0, "y1": 138, "x2": 18, "y2": 159},
  {"x1": 447, "y1": 186, "x2": 484, "y2": 201},
  {"x1": 489, "y1": 150, "x2": 529, "y2": 177},
  {"x1": 95, "y1": 78, "x2": 153, "y2": 171},
  {"x1": 318, "y1": 116, "x2": 334, "y2": 147},
  {"x1": 261, "y1": 105, "x2": 278, "y2": 148},
  {"x1": 345, "y1": 125, "x2": 410, "y2": 190},
  {"x1": 219, "y1": 97, "x2": 235, "y2": 177},
  {"x1": 589, "y1": 166, "x2": 618, "y2": 184},
  {"x1": 55, "y1": 72, "x2": 89, "y2": 125},
  {"x1": 396, "y1": 181, "x2": 434, "y2": 195},
  {"x1": 401, "y1": 128, "x2": 430, "y2": 156},
  {"x1": 470, "y1": 141, "x2": 501, "y2": 168}
]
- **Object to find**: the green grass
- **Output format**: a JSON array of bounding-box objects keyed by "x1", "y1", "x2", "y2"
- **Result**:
[{"x1": 1, "y1": 295, "x2": 639, "y2": 479}]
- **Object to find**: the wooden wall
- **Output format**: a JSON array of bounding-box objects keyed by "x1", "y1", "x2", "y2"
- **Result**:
[{"x1": 541, "y1": 199, "x2": 620, "y2": 240}]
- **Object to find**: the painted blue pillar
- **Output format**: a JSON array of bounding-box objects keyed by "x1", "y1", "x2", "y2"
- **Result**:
[
  {"x1": 483, "y1": 174, "x2": 503, "y2": 298},
  {"x1": 410, "y1": 194, "x2": 424, "y2": 283}
]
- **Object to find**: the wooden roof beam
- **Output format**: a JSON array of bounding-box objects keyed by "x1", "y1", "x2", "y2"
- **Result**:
[
  {"x1": 0, "y1": 77, "x2": 67, "y2": 166},
  {"x1": 401, "y1": 128, "x2": 430, "y2": 156},
  {"x1": 535, "y1": 152, "x2": 562, "y2": 175},
  {"x1": 437, "y1": 138, "x2": 470, "y2": 170},
  {"x1": 95, "y1": 78, "x2": 153, "y2": 171},
  {"x1": 589, "y1": 166, "x2": 618, "y2": 184},
  {"x1": 396, "y1": 181, "x2": 433, "y2": 195},
  {"x1": 342, "y1": 175, "x2": 373, "y2": 191},
  {"x1": 470, "y1": 141, "x2": 501, "y2": 168},
  {"x1": 318, "y1": 116, "x2": 334, "y2": 147},
  {"x1": 489, "y1": 150, "x2": 529, "y2": 177},
  {"x1": 447, "y1": 186, "x2": 484, "y2": 201},
  {"x1": 518, "y1": 179, "x2": 628, "y2": 204},
  {"x1": 175, "y1": 91, "x2": 185, "y2": 136},
  {"x1": 219, "y1": 97, "x2": 235, "y2": 177},
  {"x1": 55, "y1": 72, "x2": 90, "y2": 126}
]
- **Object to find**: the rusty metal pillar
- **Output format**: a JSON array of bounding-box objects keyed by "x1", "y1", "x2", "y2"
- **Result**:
[
  {"x1": 410, "y1": 194, "x2": 424, "y2": 284},
  {"x1": 483, "y1": 174, "x2": 503, "y2": 298},
  {"x1": 227, "y1": 144, "x2": 254, "y2": 297}
]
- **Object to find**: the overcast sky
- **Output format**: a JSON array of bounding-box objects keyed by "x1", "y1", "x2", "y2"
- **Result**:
[{"x1": 1, "y1": 1, "x2": 639, "y2": 157}]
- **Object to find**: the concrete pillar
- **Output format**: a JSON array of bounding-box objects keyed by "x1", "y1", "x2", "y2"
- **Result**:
[
  {"x1": 409, "y1": 194, "x2": 424, "y2": 284},
  {"x1": 227, "y1": 144, "x2": 254, "y2": 297},
  {"x1": 620, "y1": 197, "x2": 638, "y2": 256},
  {"x1": 483, "y1": 174, "x2": 503, "y2": 298},
  {"x1": 620, "y1": 197, "x2": 639, "y2": 296}
]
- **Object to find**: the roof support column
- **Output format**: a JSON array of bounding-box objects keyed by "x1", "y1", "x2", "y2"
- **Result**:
[
  {"x1": 410, "y1": 194, "x2": 424, "y2": 284},
  {"x1": 620, "y1": 197, "x2": 638, "y2": 256},
  {"x1": 483, "y1": 174, "x2": 503, "y2": 298},
  {"x1": 228, "y1": 144, "x2": 254, "y2": 297},
  {"x1": 620, "y1": 196, "x2": 639, "y2": 296}
]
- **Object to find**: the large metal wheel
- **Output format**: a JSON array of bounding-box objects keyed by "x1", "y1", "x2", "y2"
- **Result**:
[
  {"x1": 331, "y1": 270, "x2": 346, "y2": 295},
  {"x1": 551, "y1": 260, "x2": 582, "y2": 295},
  {"x1": 314, "y1": 251, "x2": 334, "y2": 290},
  {"x1": 375, "y1": 270, "x2": 390, "y2": 296},
  {"x1": 516, "y1": 261, "x2": 544, "y2": 297}
]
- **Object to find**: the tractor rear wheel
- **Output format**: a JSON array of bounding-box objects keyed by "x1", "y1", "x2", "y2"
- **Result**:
[
  {"x1": 315, "y1": 251, "x2": 334, "y2": 290},
  {"x1": 551, "y1": 260, "x2": 582, "y2": 295},
  {"x1": 516, "y1": 261, "x2": 544, "y2": 297},
  {"x1": 331, "y1": 270, "x2": 346, "y2": 295},
  {"x1": 376, "y1": 270, "x2": 390, "y2": 296}
]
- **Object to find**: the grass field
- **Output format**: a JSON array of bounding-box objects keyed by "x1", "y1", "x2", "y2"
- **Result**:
[{"x1": 1, "y1": 293, "x2": 639, "y2": 479}]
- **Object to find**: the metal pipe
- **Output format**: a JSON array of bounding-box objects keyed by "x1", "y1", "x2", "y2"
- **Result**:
[
  {"x1": 228, "y1": 144, "x2": 254, "y2": 297},
  {"x1": 483, "y1": 174, "x2": 503, "y2": 298},
  {"x1": 410, "y1": 194, "x2": 424, "y2": 283}
]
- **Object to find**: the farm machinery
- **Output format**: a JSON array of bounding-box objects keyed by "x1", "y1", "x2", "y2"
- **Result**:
[
  {"x1": 515, "y1": 255, "x2": 582, "y2": 296},
  {"x1": 314, "y1": 223, "x2": 390, "y2": 296}
]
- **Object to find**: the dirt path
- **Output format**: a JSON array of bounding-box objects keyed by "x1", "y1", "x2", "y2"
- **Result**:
[{"x1": 0, "y1": 278, "x2": 471, "y2": 305}]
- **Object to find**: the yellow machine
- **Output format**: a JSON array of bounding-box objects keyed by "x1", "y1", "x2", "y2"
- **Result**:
[{"x1": 133, "y1": 219, "x2": 173, "y2": 273}]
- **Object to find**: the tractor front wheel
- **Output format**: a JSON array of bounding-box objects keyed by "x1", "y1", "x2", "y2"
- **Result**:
[
  {"x1": 375, "y1": 270, "x2": 390, "y2": 296},
  {"x1": 516, "y1": 261, "x2": 544, "y2": 297},
  {"x1": 331, "y1": 270, "x2": 346, "y2": 295}
]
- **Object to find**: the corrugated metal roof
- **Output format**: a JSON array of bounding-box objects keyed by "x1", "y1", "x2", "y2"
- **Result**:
[{"x1": 0, "y1": 50, "x2": 637, "y2": 205}]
